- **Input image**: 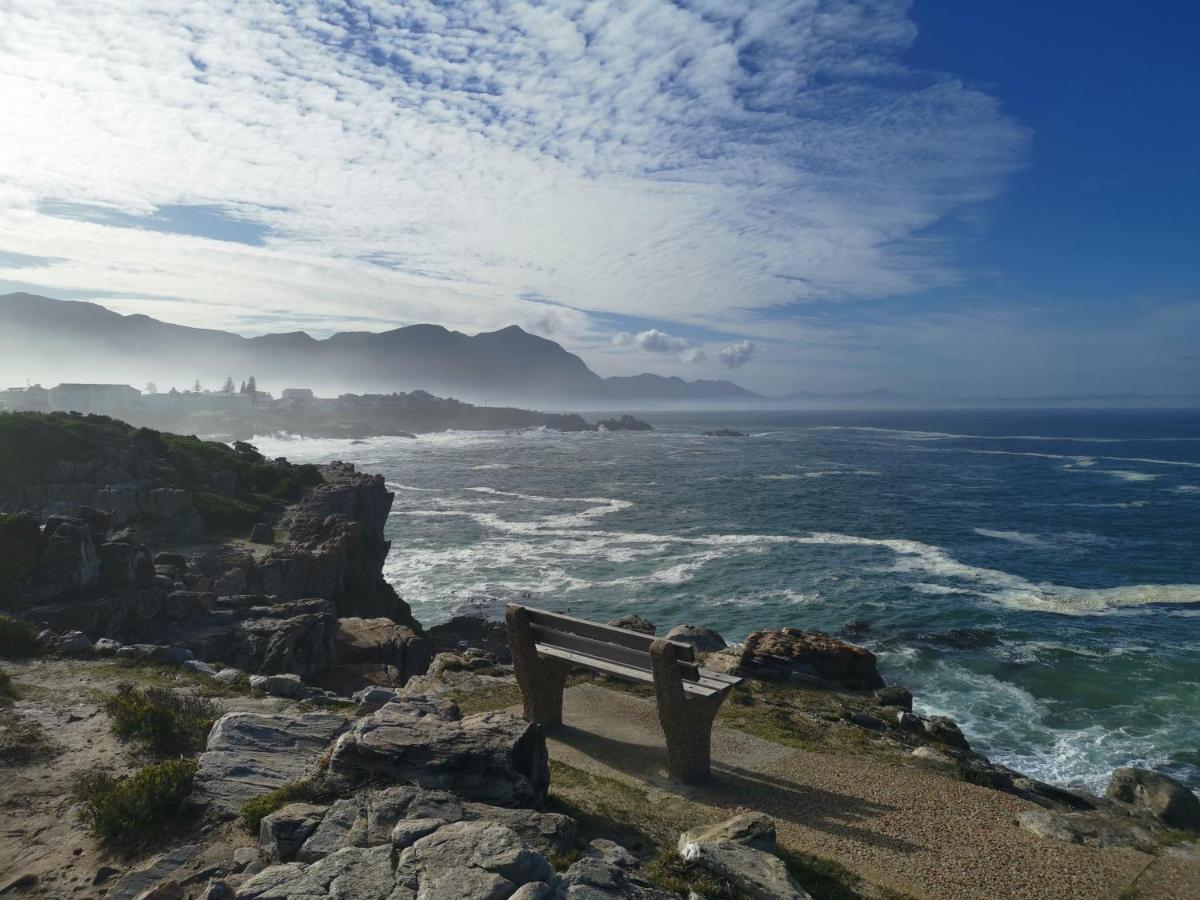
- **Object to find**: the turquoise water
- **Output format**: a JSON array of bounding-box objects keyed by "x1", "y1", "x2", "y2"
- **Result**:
[{"x1": 252, "y1": 409, "x2": 1200, "y2": 794}]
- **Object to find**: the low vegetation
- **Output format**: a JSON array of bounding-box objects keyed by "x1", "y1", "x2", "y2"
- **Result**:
[
  {"x1": 0, "y1": 665, "x2": 14, "y2": 701},
  {"x1": 103, "y1": 682, "x2": 219, "y2": 757},
  {"x1": 643, "y1": 850, "x2": 742, "y2": 898},
  {"x1": 72, "y1": 758, "x2": 198, "y2": 851},
  {"x1": 0, "y1": 614, "x2": 41, "y2": 658},
  {"x1": 240, "y1": 778, "x2": 328, "y2": 832}
]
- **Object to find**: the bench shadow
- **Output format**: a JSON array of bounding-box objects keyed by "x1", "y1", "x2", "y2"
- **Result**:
[{"x1": 547, "y1": 723, "x2": 926, "y2": 856}]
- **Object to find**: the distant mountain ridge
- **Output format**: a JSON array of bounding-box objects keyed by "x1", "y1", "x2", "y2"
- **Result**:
[{"x1": 0, "y1": 292, "x2": 762, "y2": 406}]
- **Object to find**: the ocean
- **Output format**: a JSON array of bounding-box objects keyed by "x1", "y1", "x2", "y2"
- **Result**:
[{"x1": 251, "y1": 408, "x2": 1200, "y2": 795}]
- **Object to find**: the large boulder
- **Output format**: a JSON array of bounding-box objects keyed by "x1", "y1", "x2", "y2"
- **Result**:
[
  {"x1": 37, "y1": 517, "x2": 100, "y2": 592},
  {"x1": 607, "y1": 614, "x2": 655, "y2": 635},
  {"x1": 713, "y1": 628, "x2": 884, "y2": 690},
  {"x1": 335, "y1": 617, "x2": 431, "y2": 687},
  {"x1": 260, "y1": 803, "x2": 328, "y2": 862},
  {"x1": 97, "y1": 539, "x2": 154, "y2": 590},
  {"x1": 396, "y1": 821, "x2": 552, "y2": 895},
  {"x1": 190, "y1": 711, "x2": 348, "y2": 816},
  {"x1": 324, "y1": 696, "x2": 549, "y2": 808},
  {"x1": 664, "y1": 624, "x2": 726, "y2": 653},
  {"x1": 678, "y1": 814, "x2": 810, "y2": 899},
  {"x1": 1106, "y1": 768, "x2": 1200, "y2": 830}
]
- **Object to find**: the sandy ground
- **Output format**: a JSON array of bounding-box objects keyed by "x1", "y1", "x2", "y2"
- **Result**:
[
  {"x1": 538, "y1": 683, "x2": 1200, "y2": 900},
  {"x1": 0, "y1": 658, "x2": 291, "y2": 898}
]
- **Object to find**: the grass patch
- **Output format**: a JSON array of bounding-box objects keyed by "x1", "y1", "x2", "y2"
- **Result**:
[
  {"x1": 777, "y1": 847, "x2": 865, "y2": 900},
  {"x1": 240, "y1": 778, "x2": 327, "y2": 832},
  {"x1": 0, "y1": 615, "x2": 41, "y2": 658},
  {"x1": 104, "y1": 682, "x2": 219, "y2": 757},
  {"x1": 642, "y1": 850, "x2": 743, "y2": 898},
  {"x1": 446, "y1": 681, "x2": 524, "y2": 716},
  {"x1": 72, "y1": 758, "x2": 197, "y2": 851},
  {"x1": 0, "y1": 706, "x2": 51, "y2": 766}
]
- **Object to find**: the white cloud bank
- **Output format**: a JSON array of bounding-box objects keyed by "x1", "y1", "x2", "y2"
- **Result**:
[
  {"x1": 0, "y1": 0, "x2": 1028, "y2": 386},
  {"x1": 719, "y1": 340, "x2": 756, "y2": 369}
]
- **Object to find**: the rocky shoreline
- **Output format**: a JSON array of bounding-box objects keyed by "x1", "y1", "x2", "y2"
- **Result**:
[{"x1": 1, "y1": 413, "x2": 1198, "y2": 898}]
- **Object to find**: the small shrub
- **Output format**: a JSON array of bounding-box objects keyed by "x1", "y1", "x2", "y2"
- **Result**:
[
  {"x1": 193, "y1": 491, "x2": 262, "y2": 533},
  {"x1": 642, "y1": 851, "x2": 740, "y2": 899},
  {"x1": 103, "y1": 682, "x2": 218, "y2": 757},
  {"x1": 240, "y1": 778, "x2": 324, "y2": 832},
  {"x1": 0, "y1": 615, "x2": 40, "y2": 658},
  {"x1": 0, "y1": 665, "x2": 15, "y2": 701},
  {"x1": 269, "y1": 477, "x2": 301, "y2": 501},
  {"x1": 72, "y1": 758, "x2": 197, "y2": 850}
]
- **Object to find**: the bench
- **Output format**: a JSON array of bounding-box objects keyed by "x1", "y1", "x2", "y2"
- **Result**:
[{"x1": 505, "y1": 604, "x2": 742, "y2": 782}]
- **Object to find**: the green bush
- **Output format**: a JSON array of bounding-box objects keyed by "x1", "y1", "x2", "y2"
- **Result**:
[
  {"x1": 193, "y1": 491, "x2": 263, "y2": 533},
  {"x1": 72, "y1": 758, "x2": 197, "y2": 850},
  {"x1": 240, "y1": 778, "x2": 324, "y2": 832},
  {"x1": 104, "y1": 682, "x2": 218, "y2": 757},
  {"x1": 0, "y1": 665, "x2": 15, "y2": 701},
  {"x1": 0, "y1": 615, "x2": 40, "y2": 658}
]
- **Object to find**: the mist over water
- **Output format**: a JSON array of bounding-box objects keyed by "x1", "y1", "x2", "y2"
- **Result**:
[{"x1": 252, "y1": 408, "x2": 1200, "y2": 794}]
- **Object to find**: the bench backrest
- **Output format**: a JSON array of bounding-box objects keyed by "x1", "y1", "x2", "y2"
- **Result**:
[{"x1": 516, "y1": 604, "x2": 703, "y2": 681}]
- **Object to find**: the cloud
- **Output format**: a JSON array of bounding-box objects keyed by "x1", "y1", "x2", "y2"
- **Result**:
[
  {"x1": 0, "y1": 0, "x2": 1028, "y2": 385},
  {"x1": 718, "y1": 340, "x2": 756, "y2": 369},
  {"x1": 636, "y1": 329, "x2": 692, "y2": 354},
  {"x1": 681, "y1": 347, "x2": 707, "y2": 364}
]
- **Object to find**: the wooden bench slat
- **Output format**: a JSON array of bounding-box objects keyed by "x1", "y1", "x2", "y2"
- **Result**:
[
  {"x1": 531, "y1": 624, "x2": 702, "y2": 682},
  {"x1": 534, "y1": 644, "x2": 724, "y2": 698},
  {"x1": 524, "y1": 606, "x2": 696, "y2": 662}
]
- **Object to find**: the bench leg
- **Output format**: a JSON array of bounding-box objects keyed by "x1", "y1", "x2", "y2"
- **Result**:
[
  {"x1": 650, "y1": 640, "x2": 725, "y2": 782},
  {"x1": 507, "y1": 605, "x2": 570, "y2": 726}
]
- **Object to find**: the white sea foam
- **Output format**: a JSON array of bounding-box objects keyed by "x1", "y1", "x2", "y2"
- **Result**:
[
  {"x1": 758, "y1": 473, "x2": 800, "y2": 480},
  {"x1": 811, "y1": 425, "x2": 1200, "y2": 444},
  {"x1": 974, "y1": 528, "x2": 1047, "y2": 547},
  {"x1": 1175, "y1": 485, "x2": 1200, "y2": 494}
]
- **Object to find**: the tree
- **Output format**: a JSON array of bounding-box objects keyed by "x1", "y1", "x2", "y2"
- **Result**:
[
  {"x1": 222, "y1": 377, "x2": 235, "y2": 393},
  {"x1": 246, "y1": 376, "x2": 257, "y2": 394},
  {"x1": 144, "y1": 382, "x2": 157, "y2": 395},
  {"x1": 239, "y1": 380, "x2": 247, "y2": 394},
  {"x1": 193, "y1": 380, "x2": 202, "y2": 393}
]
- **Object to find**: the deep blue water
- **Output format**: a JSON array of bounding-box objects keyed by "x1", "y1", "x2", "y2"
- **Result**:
[{"x1": 253, "y1": 408, "x2": 1200, "y2": 793}]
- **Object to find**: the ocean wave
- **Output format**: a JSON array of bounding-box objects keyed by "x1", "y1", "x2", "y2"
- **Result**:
[
  {"x1": 811, "y1": 425, "x2": 1200, "y2": 444},
  {"x1": 1175, "y1": 485, "x2": 1200, "y2": 494},
  {"x1": 974, "y1": 528, "x2": 1047, "y2": 547},
  {"x1": 916, "y1": 446, "x2": 1200, "y2": 469}
]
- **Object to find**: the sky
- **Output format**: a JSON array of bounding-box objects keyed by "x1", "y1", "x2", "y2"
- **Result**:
[{"x1": 0, "y1": 0, "x2": 1196, "y2": 398}]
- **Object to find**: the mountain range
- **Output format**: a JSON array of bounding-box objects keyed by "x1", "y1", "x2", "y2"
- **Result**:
[{"x1": 0, "y1": 292, "x2": 764, "y2": 406}]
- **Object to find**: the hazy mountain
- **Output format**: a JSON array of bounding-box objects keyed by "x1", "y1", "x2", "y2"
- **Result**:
[{"x1": 0, "y1": 292, "x2": 757, "y2": 406}]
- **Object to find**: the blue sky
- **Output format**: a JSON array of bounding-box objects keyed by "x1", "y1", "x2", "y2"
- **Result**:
[{"x1": 0, "y1": 0, "x2": 1195, "y2": 397}]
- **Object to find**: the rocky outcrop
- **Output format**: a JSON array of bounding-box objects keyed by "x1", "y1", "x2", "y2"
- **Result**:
[
  {"x1": 1106, "y1": 768, "x2": 1200, "y2": 830},
  {"x1": 663, "y1": 624, "x2": 726, "y2": 653},
  {"x1": 324, "y1": 696, "x2": 549, "y2": 808},
  {"x1": 332, "y1": 617, "x2": 431, "y2": 689},
  {"x1": 678, "y1": 814, "x2": 810, "y2": 900},
  {"x1": 596, "y1": 415, "x2": 653, "y2": 432},
  {"x1": 191, "y1": 711, "x2": 348, "y2": 816},
  {"x1": 607, "y1": 614, "x2": 656, "y2": 635},
  {"x1": 708, "y1": 628, "x2": 884, "y2": 690}
]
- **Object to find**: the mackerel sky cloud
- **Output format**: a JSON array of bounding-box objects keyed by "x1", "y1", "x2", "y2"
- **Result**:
[{"x1": 1, "y1": 0, "x2": 1192, "y2": 394}]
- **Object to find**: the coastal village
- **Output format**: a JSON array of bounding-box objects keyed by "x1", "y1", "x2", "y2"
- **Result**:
[{"x1": 1, "y1": 412, "x2": 1197, "y2": 899}]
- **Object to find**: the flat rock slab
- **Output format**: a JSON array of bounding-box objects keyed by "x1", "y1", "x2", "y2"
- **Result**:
[{"x1": 192, "y1": 711, "x2": 348, "y2": 815}]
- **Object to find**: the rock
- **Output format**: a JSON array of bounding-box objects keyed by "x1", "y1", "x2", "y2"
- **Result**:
[
  {"x1": 154, "y1": 552, "x2": 190, "y2": 571},
  {"x1": 232, "y1": 848, "x2": 259, "y2": 869},
  {"x1": 557, "y1": 857, "x2": 674, "y2": 899},
  {"x1": 214, "y1": 668, "x2": 246, "y2": 685},
  {"x1": 249, "y1": 523, "x2": 274, "y2": 545},
  {"x1": 98, "y1": 539, "x2": 155, "y2": 590},
  {"x1": 389, "y1": 818, "x2": 446, "y2": 849},
  {"x1": 701, "y1": 429, "x2": 745, "y2": 437},
  {"x1": 325, "y1": 698, "x2": 549, "y2": 808},
  {"x1": 842, "y1": 619, "x2": 871, "y2": 636},
  {"x1": 116, "y1": 644, "x2": 194, "y2": 665},
  {"x1": 607, "y1": 614, "x2": 656, "y2": 635},
  {"x1": 926, "y1": 628, "x2": 1002, "y2": 650},
  {"x1": 260, "y1": 803, "x2": 328, "y2": 862},
  {"x1": 202, "y1": 881, "x2": 234, "y2": 900},
  {"x1": 874, "y1": 686, "x2": 913, "y2": 710},
  {"x1": 919, "y1": 715, "x2": 970, "y2": 750},
  {"x1": 256, "y1": 673, "x2": 304, "y2": 699},
  {"x1": 846, "y1": 711, "x2": 887, "y2": 731},
  {"x1": 596, "y1": 415, "x2": 653, "y2": 432},
  {"x1": 462, "y1": 805, "x2": 577, "y2": 856},
  {"x1": 352, "y1": 686, "x2": 398, "y2": 715},
  {"x1": 717, "y1": 628, "x2": 884, "y2": 690},
  {"x1": 183, "y1": 659, "x2": 219, "y2": 678},
  {"x1": 38, "y1": 517, "x2": 100, "y2": 592},
  {"x1": 398, "y1": 821, "x2": 551, "y2": 894},
  {"x1": 336, "y1": 617, "x2": 430, "y2": 686},
  {"x1": 236, "y1": 845, "x2": 396, "y2": 899},
  {"x1": 57, "y1": 630, "x2": 94, "y2": 656},
  {"x1": 663, "y1": 624, "x2": 726, "y2": 653},
  {"x1": 297, "y1": 786, "x2": 467, "y2": 862},
  {"x1": 1106, "y1": 768, "x2": 1200, "y2": 829},
  {"x1": 678, "y1": 814, "x2": 809, "y2": 899},
  {"x1": 190, "y1": 711, "x2": 347, "y2": 815},
  {"x1": 93, "y1": 637, "x2": 123, "y2": 656},
  {"x1": 105, "y1": 845, "x2": 202, "y2": 900},
  {"x1": 911, "y1": 746, "x2": 957, "y2": 770},
  {"x1": 132, "y1": 880, "x2": 183, "y2": 900},
  {"x1": 1016, "y1": 810, "x2": 1158, "y2": 850},
  {"x1": 585, "y1": 839, "x2": 638, "y2": 869},
  {"x1": 510, "y1": 883, "x2": 554, "y2": 899}
]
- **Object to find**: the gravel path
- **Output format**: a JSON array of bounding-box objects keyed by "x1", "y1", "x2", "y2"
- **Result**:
[{"x1": 544, "y1": 684, "x2": 1200, "y2": 899}]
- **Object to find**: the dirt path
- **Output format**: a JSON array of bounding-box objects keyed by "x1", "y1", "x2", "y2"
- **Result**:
[{"x1": 540, "y1": 683, "x2": 1200, "y2": 900}]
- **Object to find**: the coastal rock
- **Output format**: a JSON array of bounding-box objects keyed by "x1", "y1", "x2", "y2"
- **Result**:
[
  {"x1": 260, "y1": 803, "x2": 328, "y2": 862},
  {"x1": 607, "y1": 614, "x2": 656, "y2": 635},
  {"x1": 56, "y1": 630, "x2": 94, "y2": 657},
  {"x1": 714, "y1": 628, "x2": 884, "y2": 690},
  {"x1": 335, "y1": 617, "x2": 430, "y2": 687},
  {"x1": 678, "y1": 814, "x2": 809, "y2": 899},
  {"x1": 38, "y1": 517, "x2": 100, "y2": 593},
  {"x1": 702, "y1": 429, "x2": 745, "y2": 437},
  {"x1": 98, "y1": 539, "x2": 154, "y2": 590},
  {"x1": 596, "y1": 415, "x2": 653, "y2": 432},
  {"x1": 324, "y1": 697, "x2": 549, "y2": 808},
  {"x1": 919, "y1": 715, "x2": 970, "y2": 750},
  {"x1": 190, "y1": 711, "x2": 348, "y2": 815},
  {"x1": 557, "y1": 857, "x2": 676, "y2": 899},
  {"x1": 1016, "y1": 809, "x2": 1158, "y2": 850},
  {"x1": 874, "y1": 686, "x2": 913, "y2": 710},
  {"x1": 1106, "y1": 768, "x2": 1200, "y2": 829},
  {"x1": 236, "y1": 845, "x2": 396, "y2": 899},
  {"x1": 663, "y1": 624, "x2": 727, "y2": 653},
  {"x1": 249, "y1": 523, "x2": 274, "y2": 545},
  {"x1": 427, "y1": 614, "x2": 513, "y2": 663},
  {"x1": 397, "y1": 821, "x2": 552, "y2": 892}
]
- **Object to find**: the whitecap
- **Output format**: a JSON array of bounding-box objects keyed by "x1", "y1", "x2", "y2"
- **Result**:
[{"x1": 974, "y1": 529, "x2": 1047, "y2": 547}]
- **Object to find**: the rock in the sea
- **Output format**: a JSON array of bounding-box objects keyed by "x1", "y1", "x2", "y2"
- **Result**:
[
  {"x1": 249, "y1": 523, "x2": 275, "y2": 545},
  {"x1": 663, "y1": 624, "x2": 726, "y2": 653},
  {"x1": 919, "y1": 715, "x2": 970, "y2": 750},
  {"x1": 324, "y1": 697, "x2": 549, "y2": 808},
  {"x1": 874, "y1": 686, "x2": 913, "y2": 710},
  {"x1": 713, "y1": 628, "x2": 884, "y2": 690},
  {"x1": 1106, "y1": 768, "x2": 1200, "y2": 830},
  {"x1": 678, "y1": 814, "x2": 810, "y2": 899},
  {"x1": 607, "y1": 614, "x2": 656, "y2": 635},
  {"x1": 190, "y1": 711, "x2": 347, "y2": 816},
  {"x1": 260, "y1": 803, "x2": 328, "y2": 862},
  {"x1": 596, "y1": 415, "x2": 653, "y2": 432}
]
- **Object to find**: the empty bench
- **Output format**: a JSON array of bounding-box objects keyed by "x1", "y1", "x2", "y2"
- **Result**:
[{"x1": 506, "y1": 604, "x2": 742, "y2": 781}]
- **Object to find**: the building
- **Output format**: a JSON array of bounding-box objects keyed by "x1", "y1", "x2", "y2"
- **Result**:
[
  {"x1": 48, "y1": 383, "x2": 141, "y2": 414},
  {"x1": 281, "y1": 388, "x2": 315, "y2": 402},
  {"x1": 0, "y1": 384, "x2": 50, "y2": 412}
]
